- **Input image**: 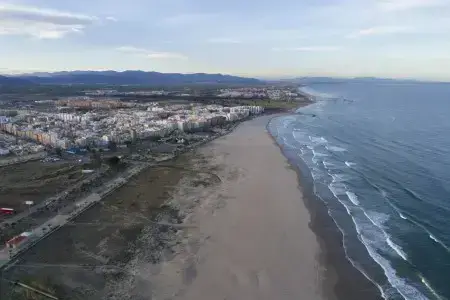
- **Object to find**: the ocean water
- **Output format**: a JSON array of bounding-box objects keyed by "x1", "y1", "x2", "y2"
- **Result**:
[{"x1": 267, "y1": 82, "x2": 450, "y2": 300}]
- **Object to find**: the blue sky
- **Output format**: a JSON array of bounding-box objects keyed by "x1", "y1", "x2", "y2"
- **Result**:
[{"x1": 1, "y1": 0, "x2": 450, "y2": 80}]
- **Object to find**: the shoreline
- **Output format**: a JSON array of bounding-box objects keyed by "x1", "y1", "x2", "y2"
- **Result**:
[{"x1": 266, "y1": 111, "x2": 383, "y2": 300}]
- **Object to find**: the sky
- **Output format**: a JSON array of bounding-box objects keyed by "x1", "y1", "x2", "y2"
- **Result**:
[{"x1": 1, "y1": 0, "x2": 450, "y2": 80}]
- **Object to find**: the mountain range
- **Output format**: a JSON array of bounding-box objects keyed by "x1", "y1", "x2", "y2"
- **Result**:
[
  {"x1": 0, "y1": 71, "x2": 262, "y2": 86},
  {"x1": 0, "y1": 75, "x2": 32, "y2": 86}
]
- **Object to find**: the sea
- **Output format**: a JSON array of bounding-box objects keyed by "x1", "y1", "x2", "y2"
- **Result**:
[{"x1": 267, "y1": 82, "x2": 450, "y2": 300}]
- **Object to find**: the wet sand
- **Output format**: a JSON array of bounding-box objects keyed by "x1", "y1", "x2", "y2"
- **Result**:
[{"x1": 149, "y1": 115, "x2": 328, "y2": 300}]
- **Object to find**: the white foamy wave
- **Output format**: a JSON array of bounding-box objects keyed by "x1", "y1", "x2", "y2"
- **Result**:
[
  {"x1": 309, "y1": 136, "x2": 328, "y2": 145},
  {"x1": 330, "y1": 173, "x2": 351, "y2": 183},
  {"x1": 364, "y1": 211, "x2": 390, "y2": 230},
  {"x1": 329, "y1": 182, "x2": 347, "y2": 198},
  {"x1": 399, "y1": 213, "x2": 407, "y2": 220},
  {"x1": 346, "y1": 191, "x2": 360, "y2": 205},
  {"x1": 312, "y1": 149, "x2": 328, "y2": 157},
  {"x1": 345, "y1": 161, "x2": 356, "y2": 167},
  {"x1": 353, "y1": 216, "x2": 428, "y2": 300},
  {"x1": 387, "y1": 237, "x2": 408, "y2": 261},
  {"x1": 363, "y1": 211, "x2": 409, "y2": 262},
  {"x1": 428, "y1": 234, "x2": 450, "y2": 252},
  {"x1": 317, "y1": 196, "x2": 387, "y2": 299},
  {"x1": 326, "y1": 145, "x2": 347, "y2": 152},
  {"x1": 419, "y1": 274, "x2": 444, "y2": 300},
  {"x1": 323, "y1": 160, "x2": 336, "y2": 170},
  {"x1": 361, "y1": 235, "x2": 428, "y2": 300}
]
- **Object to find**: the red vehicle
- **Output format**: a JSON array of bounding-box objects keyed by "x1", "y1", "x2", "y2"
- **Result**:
[{"x1": 0, "y1": 207, "x2": 15, "y2": 215}]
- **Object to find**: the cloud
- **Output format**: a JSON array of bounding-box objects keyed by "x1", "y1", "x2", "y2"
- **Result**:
[
  {"x1": 207, "y1": 37, "x2": 241, "y2": 44},
  {"x1": 272, "y1": 46, "x2": 341, "y2": 52},
  {"x1": 347, "y1": 26, "x2": 412, "y2": 38},
  {"x1": 0, "y1": 3, "x2": 97, "y2": 39},
  {"x1": 377, "y1": 0, "x2": 447, "y2": 11},
  {"x1": 116, "y1": 46, "x2": 187, "y2": 60}
]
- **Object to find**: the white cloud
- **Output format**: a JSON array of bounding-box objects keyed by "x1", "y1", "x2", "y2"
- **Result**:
[
  {"x1": 272, "y1": 46, "x2": 341, "y2": 52},
  {"x1": 116, "y1": 46, "x2": 187, "y2": 60},
  {"x1": 347, "y1": 26, "x2": 412, "y2": 38},
  {"x1": 377, "y1": 0, "x2": 448, "y2": 11},
  {"x1": 0, "y1": 3, "x2": 97, "y2": 39},
  {"x1": 207, "y1": 37, "x2": 241, "y2": 44}
]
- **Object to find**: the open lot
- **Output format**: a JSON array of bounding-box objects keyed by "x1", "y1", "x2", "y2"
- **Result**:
[{"x1": 0, "y1": 160, "x2": 87, "y2": 214}]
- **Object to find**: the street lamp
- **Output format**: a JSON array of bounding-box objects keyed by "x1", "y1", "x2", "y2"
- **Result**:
[{"x1": 24, "y1": 201, "x2": 34, "y2": 214}]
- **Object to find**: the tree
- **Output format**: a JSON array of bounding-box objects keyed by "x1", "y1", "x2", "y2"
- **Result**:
[{"x1": 107, "y1": 156, "x2": 120, "y2": 169}]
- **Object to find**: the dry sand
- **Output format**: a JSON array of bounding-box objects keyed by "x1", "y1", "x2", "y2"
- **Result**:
[{"x1": 148, "y1": 116, "x2": 327, "y2": 300}]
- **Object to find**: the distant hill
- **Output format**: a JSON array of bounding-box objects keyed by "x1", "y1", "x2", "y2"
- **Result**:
[
  {"x1": 0, "y1": 75, "x2": 32, "y2": 86},
  {"x1": 16, "y1": 71, "x2": 262, "y2": 85}
]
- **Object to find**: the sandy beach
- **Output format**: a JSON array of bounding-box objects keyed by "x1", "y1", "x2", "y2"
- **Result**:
[{"x1": 145, "y1": 115, "x2": 328, "y2": 300}]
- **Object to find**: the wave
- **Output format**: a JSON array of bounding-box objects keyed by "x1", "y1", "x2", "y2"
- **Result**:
[
  {"x1": 345, "y1": 161, "x2": 356, "y2": 167},
  {"x1": 386, "y1": 237, "x2": 408, "y2": 261},
  {"x1": 314, "y1": 194, "x2": 388, "y2": 300},
  {"x1": 352, "y1": 210, "x2": 426, "y2": 299},
  {"x1": 388, "y1": 206, "x2": 450, "y2": 253},
  {"x1": 419, "y1": 274, "x2": 444, "y2": 300},
  {"x1": 361, "y1": 235, "x2": 428, "y2": 300},
  {"x1": 346, "y1": 191, "x2": 360, "y2": 205},
  {"x1": 330, "y1": 173, "x2": 351, "y2": 183},
  {"x1": 329, "y1": 182, "x2": 347, "y2": 198},
  {"x1": 429, "y1": 234, "x2": 450, "y2": 252},
  {"x1": 363, "y1": 211, "x2": 409, "y2": 262},
  {"x1": 323, "y1": 160, "x2": 336, "y2": 169},
  {"x1": 326, "y1": 145, "x2": 347, "y2": 152},
  {"x1": 309, "y1": 135, "x2": 328, "y2": 145},
  {"x1": 312, "y1": 149, "x2": 329, "y2": 157}
]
